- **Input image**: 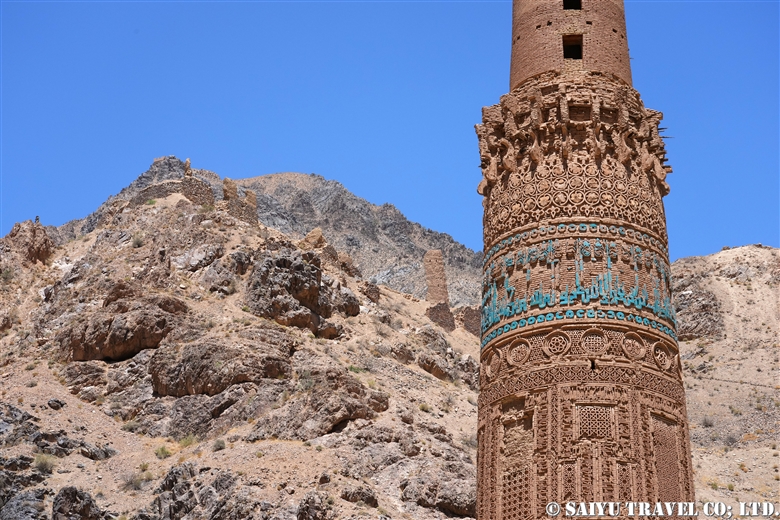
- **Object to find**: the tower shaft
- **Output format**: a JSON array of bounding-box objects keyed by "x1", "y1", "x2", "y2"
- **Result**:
[{"x1": 476, "y1": 1, "x2": 694, "y2": 518}]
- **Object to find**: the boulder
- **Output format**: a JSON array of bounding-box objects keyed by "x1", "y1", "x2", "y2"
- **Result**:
[
  {"x1": 245, "y1": 249, "x2": 358, "y2": 337},
  {"x1": 340, "y1": 486, "x2": 377, "y2": 507},
  {"x1": 149, "y1": 336, "x2": 291, "y2": 398},
  {"x1": 171, "y1": 244, "x2": 225, "y2": 271},
  {"x1": 297, "y1": 228, "x2": 327, "y2": 250},
  {"x1": 358, "y1": 281, "x2": 381, "y2": 303},
  {"x1": 51, "y1": 487, "x2": 104, "y2": 520},
  {"x1": 297, "y1": 491, "x2": 334, "y2": 520},
  {"x1": 417, "y1": 352, "x2": 454, "y2": 382},
  {"x1": 400, "y1": 476, "x2": 476, "y2": 517}
]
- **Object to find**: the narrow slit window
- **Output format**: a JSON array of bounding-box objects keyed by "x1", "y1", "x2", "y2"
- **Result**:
[
  {"x1": 563, "y1": 0, "x2": 581, "y2": 9},
  {"x1": 563, "y1": 35, "x2": 583, "y2": 59}
]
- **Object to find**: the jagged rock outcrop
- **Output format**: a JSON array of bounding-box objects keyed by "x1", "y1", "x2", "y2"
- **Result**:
[
  {"x1": 1, "y1": 220, "x2": 54, "y2": 265},
  {"x1": 149, "y1": 332, "x2": 293, "y2": 397},
  {"x1": 673, "y1": 275, "x2": 724, "y2": 340},
  {"x1": 0, "y1": 489, "x2": 48, "y2": 520},
  {"x1": 297, "y1": 491, "x2": 335, "y2": 520},
  {"x1": 247, "y1": 350, "x2": 389, "y2": 441},
  {"x1": 7, "y1": 156, "x2": 775, "y2": 520},
  {"x1": 245, "y1": 248, "x2": 359, "y2": 338},
  {"x1": 56, "y1": 295, "x2": 187, "y2": 361},
  {"x1": 51, "y1": 487, "x2": 105, "y2": 520}
]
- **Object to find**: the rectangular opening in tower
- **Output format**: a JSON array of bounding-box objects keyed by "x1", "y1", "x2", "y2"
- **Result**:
[
  {"x1": 563, "y1": 35, "x2": 583, "y2": 59},
  {"x1": 563, "y1": 0, "x2": 582, "y2": 9}
]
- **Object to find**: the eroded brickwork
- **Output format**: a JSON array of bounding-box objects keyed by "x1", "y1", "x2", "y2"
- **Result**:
[
  {"x1": 510, "y1": 0, "x2": 632, "y2": 90},
  {"x1": 424, "y1": 249, "x2": 456, "y2": 331},
  {"x1": 477, "y1": 1, "x2": 694, "y2": 517},
  {"x1": 423, "y1": 249, "x2": 450, "y2": 305},
  {"x1": 222, "y1": 178, "x2": 259, "y2": 224},
  {"x1": 127, "y1": 163, "x2": 257, "y2": 226}
]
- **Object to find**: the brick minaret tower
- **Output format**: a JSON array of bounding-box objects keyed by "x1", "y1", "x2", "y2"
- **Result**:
[{"x1": 475, "y1": 1, "x2": 695, "y2": 518}]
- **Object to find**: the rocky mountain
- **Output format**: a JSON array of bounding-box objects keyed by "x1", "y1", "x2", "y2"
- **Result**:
[
  {"x1": 49, "y1": 157, "x2": 482, "y2": 308},
  {"x1": 0, "y1": 160, "x2": 777, "y2": 519}
]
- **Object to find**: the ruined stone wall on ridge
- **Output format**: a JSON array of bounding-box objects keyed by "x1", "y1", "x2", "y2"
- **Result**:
[
  {"x1": 423, "y1": 249, "x2": 456, "y2": 331},
  {"x1": 182, "y1": 175, "x2": 215, "y2": 207},
  {"x1": 423, "y1": 249, "x2": 450, "y2": 305},
  {"x1": 126, "y1": 167, "x2": 258, "y2": 226},
  {"x1": 129, "y1": 180, "x2": 183, "y2": 207},
  {"x1": 221, "y1": 178, "x2": 258, "y2": 225},
  {"x1": 476, "y1": 53, "x2": 693, "y2": 520}
]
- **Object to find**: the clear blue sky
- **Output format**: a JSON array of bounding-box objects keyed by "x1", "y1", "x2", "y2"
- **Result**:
[{"x1": 2, "y1": 1, "x2": 778, "y2": 261}]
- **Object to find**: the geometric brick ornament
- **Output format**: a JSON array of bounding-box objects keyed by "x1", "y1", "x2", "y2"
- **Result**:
[{"x1": 476, "y1": 1, "x2": 695, "y2": 517}]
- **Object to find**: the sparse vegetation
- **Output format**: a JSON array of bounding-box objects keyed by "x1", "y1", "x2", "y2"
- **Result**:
[
  {"x1": 212, "y1": 439, "x2": 226, "y2": 451},
  {"x1": 132, "y1": 235, "x2": 144, "y2": 248},
  {"x1": 145, "y1": 199, "x2": 156, "y2": 205},
  {"x1": 729, "y1": 405, "x2": 743, "y2": 416},
  {"x1": 122, "y1": 420, "x2": 141, "y2": 433},
  {"x1": 702, "y1": 416, "x2": 714, "y2": 428},
  {"x1": 348, "y1": 365, "x2": 365, "y2": 373},
  {"x1": 122, "y1": 470, "x2": 154, "y2": 491},
  {"x1": 155, "y1": 446, "x2": 172, "y2": 459},
  {"x1": 419, "y1": 403, "x2": 431, "y2": 413},
  {"x1": 33, "y1": 453, "x2": 55, "y2": 474},
  {"x1": 179, "y1": 434, "x2": 197, "y2": 448},
  {"x1": 460, "y1": 434, "x2": 478, "y2": 448},
  {"x1": 1, "y1": 267, "x2": 14, "y2": 283},
  {"x1": 296, "y1": 370, "x2": 314, "y2": 392}
]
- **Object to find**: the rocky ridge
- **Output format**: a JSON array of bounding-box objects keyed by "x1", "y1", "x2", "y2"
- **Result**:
[{"x1": 49, "y1": 157, "x2": 482, "y2": 308}]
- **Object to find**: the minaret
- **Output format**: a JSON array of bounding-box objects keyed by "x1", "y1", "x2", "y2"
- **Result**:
[{"x1": 475, "y1": 1, "x2": 695, "y2": 518}]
